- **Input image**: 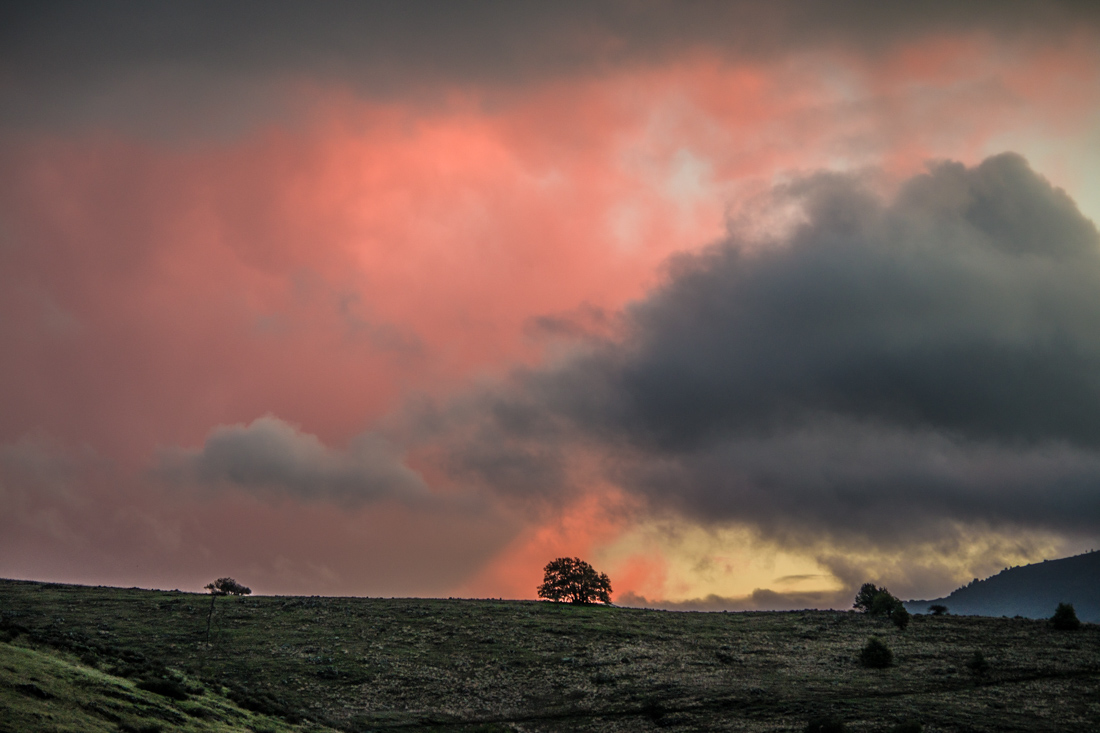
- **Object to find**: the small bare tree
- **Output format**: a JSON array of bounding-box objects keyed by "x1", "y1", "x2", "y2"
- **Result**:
[{"x1": 205, "y1": 577, "x2": 251, "y2": 639}]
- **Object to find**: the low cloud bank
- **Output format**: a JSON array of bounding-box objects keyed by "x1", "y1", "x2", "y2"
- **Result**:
[
  {"x1": 617, "y1": 588, "x2": 852, "y2": 613},
  {"x1": 160, "y1": 415, "x2": 429, "y2": 504}
]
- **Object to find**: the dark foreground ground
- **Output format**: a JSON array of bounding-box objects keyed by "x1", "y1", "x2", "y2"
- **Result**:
[{"x1": 1, "y1": 579, "x2": 1098, "y2": 732}]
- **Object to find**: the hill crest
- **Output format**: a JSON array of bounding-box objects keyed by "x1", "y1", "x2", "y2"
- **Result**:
[{"x1": 906, "y1": 550, "x2": 1100, "y2": 622}]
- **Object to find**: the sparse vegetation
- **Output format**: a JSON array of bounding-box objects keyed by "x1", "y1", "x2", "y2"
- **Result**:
[
  {"x1": 3, "y1": 578, "x2": 1100, "y2": 731},
  {"x1": 860, "y1": 636, "x2": 894, "y2": 668},
  {"x1": 805, "y1": 715, "x2": 847, "y2": 732},
  {"x1": 1051, "y1": 602, "x2": 1081, "y2": 630},
  {"x1": 888, "y1": 721, "x2": 923, "y2": 733},
  {"x1": 537, "y1": 557, "x2": 612, "y2": 605}
]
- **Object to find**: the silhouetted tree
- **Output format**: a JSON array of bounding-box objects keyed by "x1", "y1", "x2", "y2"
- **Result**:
[
  {"x1": 929, "y1": 604, "x2": 948, "y2": 616},
  {"x1": 854, "y1": 583, "x2": 904, "y2": 617},
  {"x1": 205, "y1": 577, "x2": 251, "y2": 639},
  {"x1": 1050, "y1": 602, "x2": 1081, "y2": 630},
  {"x1": 537, "y1": 557, "x2": 612, "y2": 605}
]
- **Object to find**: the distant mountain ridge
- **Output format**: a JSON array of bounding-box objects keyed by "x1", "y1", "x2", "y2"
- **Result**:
[{"x1": 906, "y1": 550, "x2": 1100, "y2": 622}]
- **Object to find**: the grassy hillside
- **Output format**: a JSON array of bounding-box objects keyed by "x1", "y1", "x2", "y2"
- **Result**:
[
  {"x1": 0, "y1": 642, "x2": 338, "y2": 733},
  {"x1": 2, "y1": 579, "x2": 1098, "y2": 732}
]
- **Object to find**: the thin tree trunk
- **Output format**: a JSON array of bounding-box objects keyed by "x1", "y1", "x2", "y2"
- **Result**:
[{"x1": 206, "y1": 593, "x2": 217, "y2": 641}]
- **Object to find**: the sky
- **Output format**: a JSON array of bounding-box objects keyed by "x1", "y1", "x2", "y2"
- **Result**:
[{"x1": 2, "y1": 1, "x2": 1100, "y2": 609}]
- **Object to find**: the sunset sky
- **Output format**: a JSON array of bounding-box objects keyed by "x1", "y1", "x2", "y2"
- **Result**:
[{"x1": 3, "y1": 1, "x2": 1100, "y2": 609}]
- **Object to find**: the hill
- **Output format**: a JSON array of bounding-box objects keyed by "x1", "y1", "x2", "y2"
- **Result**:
[
  {"x1": 2, "y1": 579, "x2": 1099, "y2": 732},
  {"x1": 0, "y1": 641, "x2": 335, "y2": 733},
  {"x1": 906, "y1": 550, "x2": 1100, "y2": 622}
]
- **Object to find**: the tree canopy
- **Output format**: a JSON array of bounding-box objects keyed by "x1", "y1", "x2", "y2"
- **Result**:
[
  {"x1": 537, "y1": 557, "x2": 612, "y2": 605},
  {"x1": 205, "y1": 577, "x2": 251, "y2": 596}
]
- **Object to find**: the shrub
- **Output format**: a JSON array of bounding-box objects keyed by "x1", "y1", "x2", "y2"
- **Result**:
[
  {"x1": 929, "y1": 604, "x2": 948, "y2": 616},
  {"x1": 137, "y1": 677, "x2": 189, "y2": 700},
  {"x1": 805, "y1": 715, "x2": 847, "y2": 733},
  {"x1": 223, "y1": 683, "x2": 302, "y2": 723},
  {"x1": 179, "y1": 702, "x2": 213, "y2": 719},
  {"x1": 1051, "y1": 602, "x2": 1081, "y2": 630},
  {"x1": 966, "y1": 650, "x2": 989, "y2": 676},
  {"x1": 890, "y1": 604, "x2": 910, "y2": 630},
  {"x1": 860, "y1": 637, "x2": 893, "y2": 668}
]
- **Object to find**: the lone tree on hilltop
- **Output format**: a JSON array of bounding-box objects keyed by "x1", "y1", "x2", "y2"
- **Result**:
[
  {"x1": 205, "y1": 577, "x2": 251, "y2": 639},
  {"x1": 538, "y1": 557, "x2": 612, "y2": 605}
]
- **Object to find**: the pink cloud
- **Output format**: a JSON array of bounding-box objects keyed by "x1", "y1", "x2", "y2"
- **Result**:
[{"x1": 2, "y1": 30, "x2": 1099, "y2": 597}]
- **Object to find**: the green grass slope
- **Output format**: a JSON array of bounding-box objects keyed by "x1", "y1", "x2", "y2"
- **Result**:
[
  {"x1": 0, "y1": 641, "x2": 337, "y2": 733},
  {"x1": 2, "y1": 578, "x2": 1099, "y2": 732}
]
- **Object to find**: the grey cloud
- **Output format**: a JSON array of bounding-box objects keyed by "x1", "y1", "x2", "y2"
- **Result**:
[
  {"x1": 3, "y1": 1, "x2": 1097, "y2": 135},
  {"x1": 550, "y1": 154, "x2": 1100, "y2": 451},
  {"x1": 617, "y1": 420, "x2": 1100, "y2": 543},
  {"x1": 160, "y1": 415, "x2": 429, "y2": 504},
  {"x1": 441, "y1": 154, "x2": 1100, "y2": 543}
]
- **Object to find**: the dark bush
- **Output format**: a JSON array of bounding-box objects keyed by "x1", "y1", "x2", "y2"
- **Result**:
[
  {"x1": 1051, "y1": 602, "x2": 1081, "y2": 630},
  {"x1": 137, "y1": 677, "x2": 189, "y2": 701},
  {"x1": 860, "y1": 637, "x2": 893, "y2": 668},
  {"x1": 641, "y1": 699, "x2": 666, "y2": 723},
  {"x1": 891, "y1": 604, "x2": 910, "y2": 630},
  {"x1": 966, "y1": 650, "x2": 989, "y2": 676},
  {"x1": 179, "y1": 702, "x2": 213, "y2": 719},
  {"x1": 15, "y1": 683, "x2": 52, "y2": 699},
  {"x1": 805, "y1": 715, "x2": 847, "y2": 732},
  {"x1": 929, "y1": 604, "x2": 948, "y2": 616}
]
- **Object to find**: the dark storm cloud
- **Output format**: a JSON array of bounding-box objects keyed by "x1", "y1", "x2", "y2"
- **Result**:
[
  {"x1": 160, "y1": 415, "x2": 429, "y2": 504},
  {"x1": 588, "y1": 154, "x2": 1100, "y2": 450},
  {"x1": 443, "y1": 154, "x2": 1100, "y2": 541},
  {"x1": 2, "y1": 1, "x2": 1097, "y2": 134}
]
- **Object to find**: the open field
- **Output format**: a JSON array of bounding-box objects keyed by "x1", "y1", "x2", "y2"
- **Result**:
[{"x1": 2, "y1": 579, "x2": 1098, "y2": 732}]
